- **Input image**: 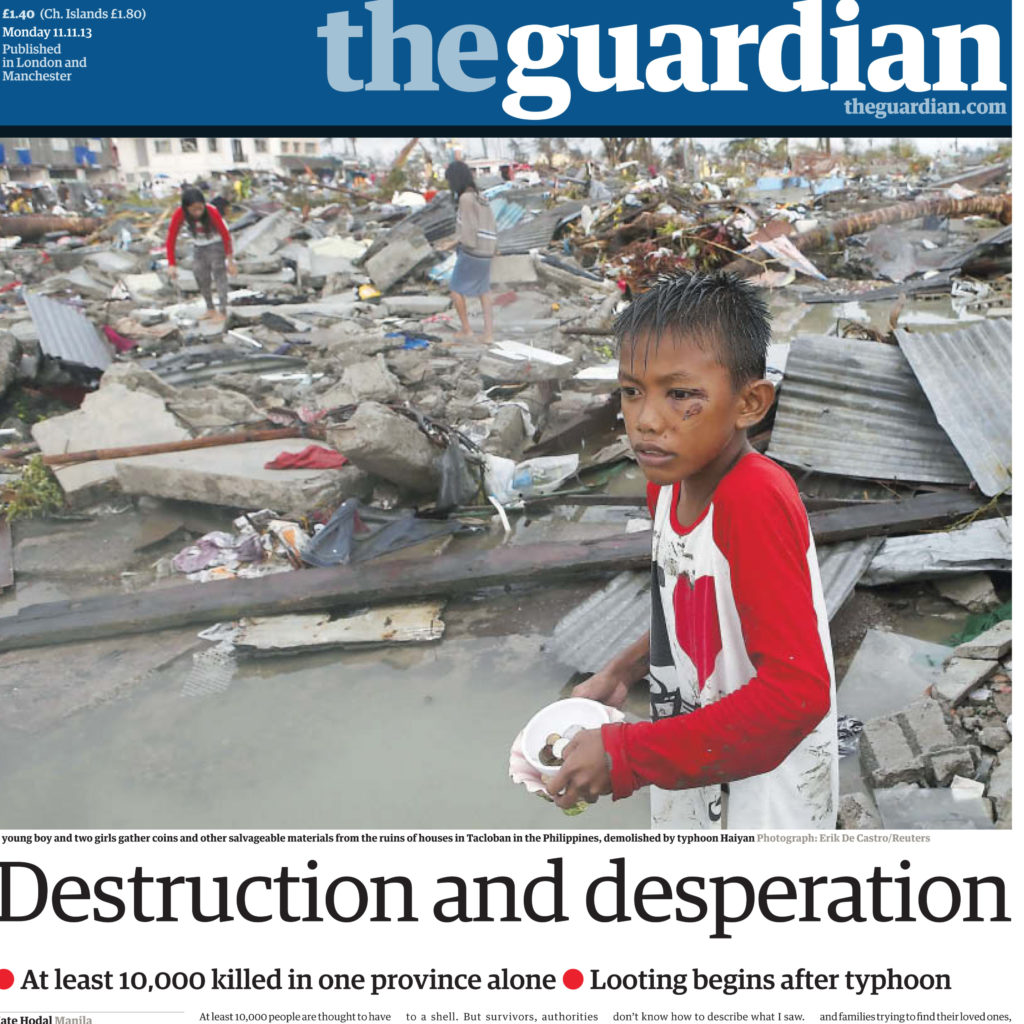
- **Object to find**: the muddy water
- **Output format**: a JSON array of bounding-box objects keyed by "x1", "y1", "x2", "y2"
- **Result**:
[{"x1": 0, "y1": 587, "x2": 650, "y2": 830}]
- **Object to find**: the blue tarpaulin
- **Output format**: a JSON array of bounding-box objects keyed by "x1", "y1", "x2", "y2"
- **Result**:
[{"x1": 16, "y1": 148, "x2": 32, "y2": 165}]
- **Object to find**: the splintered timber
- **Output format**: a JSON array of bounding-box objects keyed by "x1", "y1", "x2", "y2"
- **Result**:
[{"x1": 0, "y1": 858, "x2": 1007, "y2": 939}]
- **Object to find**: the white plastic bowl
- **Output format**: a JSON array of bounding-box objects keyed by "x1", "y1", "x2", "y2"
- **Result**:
[{"x1": 520, "y1": 697, "x2": 611, "y2": 775}]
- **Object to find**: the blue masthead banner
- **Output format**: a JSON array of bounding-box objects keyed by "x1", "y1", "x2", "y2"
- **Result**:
[{"x1": 1, "y1": 0, "x2": 1011, "y2": 128}]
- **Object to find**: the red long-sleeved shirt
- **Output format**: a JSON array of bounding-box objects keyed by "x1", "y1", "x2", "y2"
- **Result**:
[
  {"x1": 165, "y1": 204, "x2": 233, "y2": 266},
  {"x1": 600, "y1": 452, "x2": 837, "y2": 829}
]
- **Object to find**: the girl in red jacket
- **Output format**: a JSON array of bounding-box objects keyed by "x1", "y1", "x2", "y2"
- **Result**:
[{"x1": 166, "y1": 187, "x2": 237, "y2": 323}]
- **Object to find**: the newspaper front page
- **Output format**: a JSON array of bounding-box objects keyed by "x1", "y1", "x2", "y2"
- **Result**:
[{"x1": 0, "y1": 3, "x2": 1016, "y2": 1024}]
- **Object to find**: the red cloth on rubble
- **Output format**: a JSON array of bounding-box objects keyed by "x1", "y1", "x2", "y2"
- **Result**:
[{"x1": 264, "y1": 445, "x2": 348, "y2": 470}]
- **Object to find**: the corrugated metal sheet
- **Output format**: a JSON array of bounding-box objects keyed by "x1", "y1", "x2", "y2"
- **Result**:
[
  {"x1": 896, "y1": 320, "x2": 1011, "y2": 496},
  {"x1": 860, "y1": 515, "x2": 1011, "y2": 585},
  {"x1": 817, "y1": 537, "x2": 884, "y2": 619},
  {"x1": 547, "y1": 571, "x2": 649, "y2": 673},
  {"x1": 768, "y1": 335, "x2": 972, "y2": 485},
  {"x1": 499, "y1": 203, "x2": 583, "y2": 254},
  {"x1": 490, "y1": 197, "x2": 531, "y2": 233},
  {"x1": 939, "y1": 224, "x2": 1012, "y2": 270},
  {"x1": 24, "y1": 291, "x2": 112, "y2": 370}
]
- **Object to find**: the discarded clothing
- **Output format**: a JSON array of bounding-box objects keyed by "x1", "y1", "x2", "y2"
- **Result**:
[{"x1": 264, "y1": 444, "x2": 348, "y2": 470}]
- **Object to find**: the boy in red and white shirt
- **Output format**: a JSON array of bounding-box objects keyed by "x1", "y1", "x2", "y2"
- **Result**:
[{"x1": 547, "y1": 272, "x2": 837, "y2": 829}]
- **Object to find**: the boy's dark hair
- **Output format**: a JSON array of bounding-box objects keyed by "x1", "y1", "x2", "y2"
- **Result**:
[
  {"x1": 614, "y1": 271, "x2": 771, "y2": 390},
  {"x1": 444, "y1": 160, "x2": 476, "y2": 197}
]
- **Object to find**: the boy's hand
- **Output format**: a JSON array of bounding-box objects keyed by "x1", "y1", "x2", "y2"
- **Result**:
[
  {"x1": 545, "y1": 728, "x2": 613, "y2": 809},
  {"x1": 572, "y1": 668, "x2": 631, "y2": 709},
  {"x1": 166, "y1": 265, "x2": 178, "y2": 279},
  {"x1": 227, "y1": 258, "x2": 238, "y2": 276}
]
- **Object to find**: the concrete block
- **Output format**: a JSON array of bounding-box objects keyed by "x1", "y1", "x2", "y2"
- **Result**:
[
  {"x1": 933, "y1": 657, "x2": 999, "y2": 704},
  {"x1": 929, "y1": 748, "x2": 976, "y2": 786},
  {"x1": 341, "y1": 355, "x2": 401, "y2": 403},
  {"x1": 364, "y1": 228, "x2": 432, "y2": 291},
  {"x1": 837, "y1": 793, "x2": 882, "y2": 829},
  {"x1": 490, "y1": 254, "x2": 539, "y2": 287},
  {"x1": 32, "y1": 383, "x2": 191, "y2": 505},
  {"x1": 116, "y1": 439, "x2": 370, "y2": 518},
  {"x1": 326, "y1": 401, "x2": 441, "y2": 495},
  {"x1": 873, "y1": 784, "x2": 994, "y2": 830},
  {"x1": 900, "y1": 698, "x2": 957, "y2": 754},
  {"x1": 860, "y1": 717, "x2": 924, "y2": 788},
  {"x1": 233, "y1": 210, "x2": 301, "y2": 258},
  {"x1": 381, "y1": 295, "x2": 451, "y2": 317},
  {"x1": 954, "y1": 619, "x2": 1012, "y2": 661},
  {"x1": 935, "y1": 573, "x2": 1001, "y2": 613},
  {"x1": 979, "y1": 724, "x2": 1011, "y2": 752}
]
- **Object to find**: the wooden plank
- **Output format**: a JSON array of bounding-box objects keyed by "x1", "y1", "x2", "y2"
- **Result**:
[
  {"x1": 808, "y1": 491, "x2": 998, "y2": 545},
  {"x1": 0, "y1": 533, "x2": 652, "y2": 652}
]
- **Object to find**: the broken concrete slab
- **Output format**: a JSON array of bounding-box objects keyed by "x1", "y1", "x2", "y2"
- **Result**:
[
  {"x1": 860, "y1": 717, "x2": 924, "y2": 788},
  {"x1": 873, "y1": 784, "x2": 994, "y2": 829},
  {"x1": 364, "y1": 228, "x2": 432, "y2": 292},
  {"x1": 167, "y1": 386, "x2": 266, "y2": 430},
  {"x1": 32, "y1": 383, "x2": 191, "y2": 505},
  {"x1": 326, "y1": 402, "x2": 441, "y2": 495},
  {"x1": 10, "y1": 511, "x2": 176, "y2": 579},
  {"x1": 0, "y1": 626, "x2": 200, "y2": 733},
  {"x1": 341, "y1": 355, "x2": 401, "y2": 403},
  {"x1": 116, "y1": 439, "x2": 370, "y2": 519},
  {"x1": 85, "y1": 249, "x2": 141, "y2": 276},
  {"x1": 65, "y1": 265, "x2": 111, "y2": 298},
  {"x1": 99, "y1": 362, "x2": 178, "y2": 399},
  {"x1": 380, "y1": 295, "x2": 451, "y2": 317},
  {"x1": 308, "y1": 236, "x2": 363, "y2": 276},
  {"x1": 954, "y1": 619, "x2": 1013, "y2": 661},
  {"x1": 935, "y1": 572, "x2": 1001, "y2": 613},
  {"x1": 233, "y1": 210, "x2": 301, "y2": 259},
  {"x1": 838, "y1": 629, "x2": 951, "y2": 722},
  {"x1": 122, "y1": 272, "x2": 170, "y2": 302},
  {"x1": 837, "y1": 792, "x2": 882, "y2": 829},
  {"x1": 933, "y1": 657, "x2": 1000, "y2": 704},
  {"x1": 490, "y1": 254, "x2": 539, "y2": 287}
]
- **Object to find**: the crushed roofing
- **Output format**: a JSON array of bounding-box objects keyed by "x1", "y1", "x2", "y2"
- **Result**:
[
  {"x1": 24, "y1": 291, "x2": 112, "y2": 370},
  {"x1": 896, "y1": 320, "x2": 1011, "y2": 496},
  {"x1": 767, "y1": 334, "x2": 973, "y2": 486}
]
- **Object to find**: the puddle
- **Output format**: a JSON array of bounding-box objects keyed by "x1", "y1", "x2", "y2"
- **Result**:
[{"x1": 0, "y1": 600, "x2": 650, "y2": 830}]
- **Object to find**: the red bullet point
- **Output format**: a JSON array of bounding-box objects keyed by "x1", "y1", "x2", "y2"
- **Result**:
[
  {"x1": 563, "y1": 969, "x2": 584, "y2": 990},
  {"x1": 0, "y1": 969, "x2": 14, "y2": 990}
]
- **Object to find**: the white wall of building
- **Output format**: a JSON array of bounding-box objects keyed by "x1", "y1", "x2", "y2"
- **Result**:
[{"x1": 112, "y1": 137, "x2": 324, "y2": 184}]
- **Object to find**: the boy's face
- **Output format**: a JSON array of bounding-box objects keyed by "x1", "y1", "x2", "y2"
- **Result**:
[{"x1": 618, "y1": 331, "x2": 762, "y2": 487}]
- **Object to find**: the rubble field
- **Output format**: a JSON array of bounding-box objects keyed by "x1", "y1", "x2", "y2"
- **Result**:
[{"x1": 0, "y1": 141, "x2": 1011, "y2": 829}]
